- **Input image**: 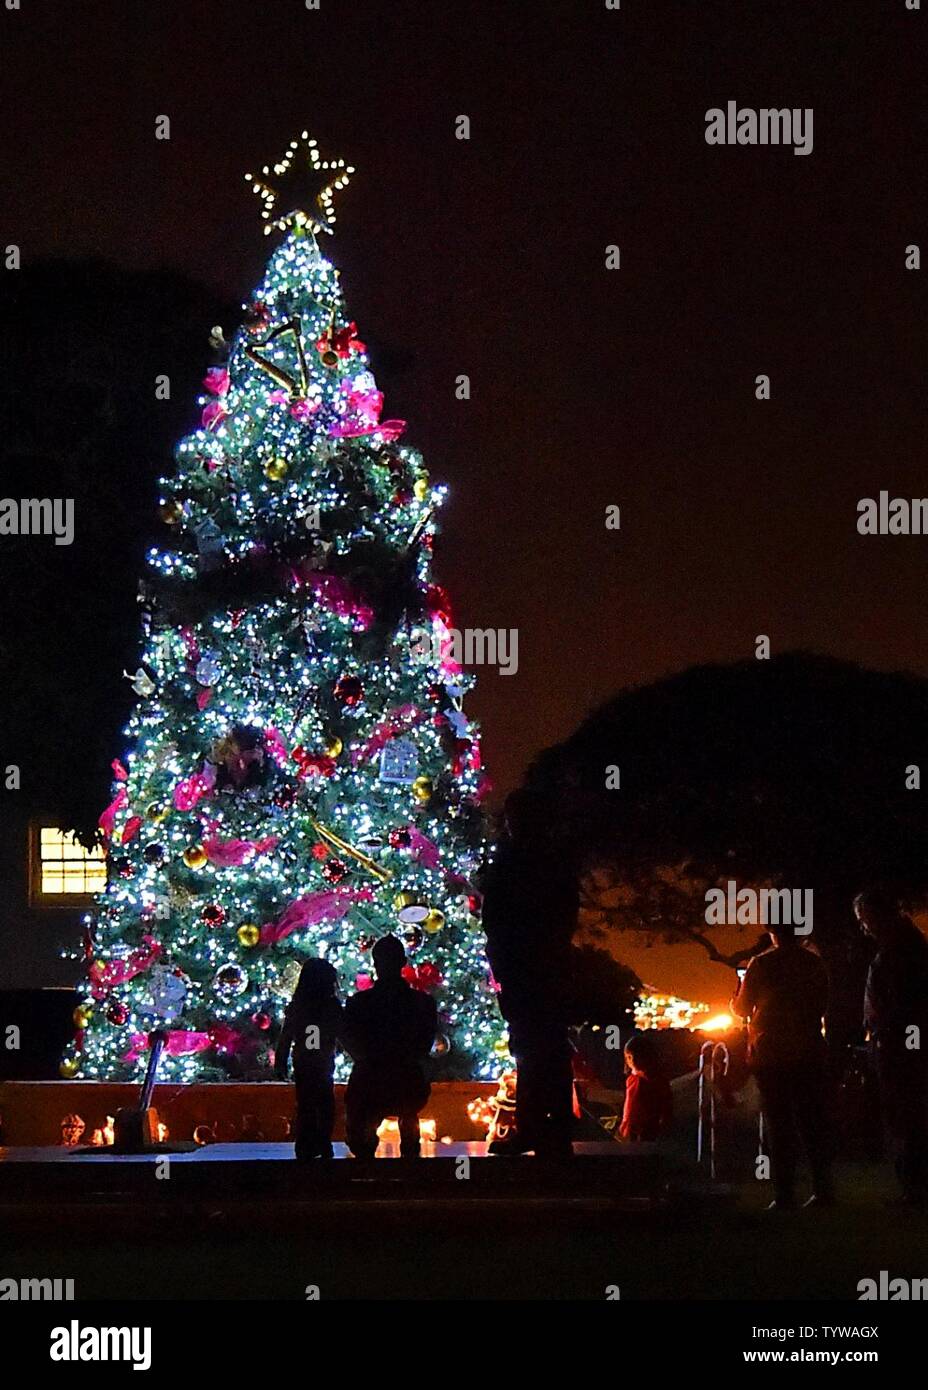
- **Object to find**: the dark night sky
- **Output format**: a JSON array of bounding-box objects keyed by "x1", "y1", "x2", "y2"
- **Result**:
[
  {"x1": 7, "y1": 0, "x2": 928, "y2": 1301},
  {"x1": 4, "y1": 0, "x2": 926, "y2": 799}
]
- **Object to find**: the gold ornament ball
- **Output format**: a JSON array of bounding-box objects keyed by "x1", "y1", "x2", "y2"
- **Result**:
[
  {"x1": 393, "y1": 890, "x2": 419, "y2": 912},
  {"x1": 494, "y1": 1037, "x2": 511, "y2": 1057},
  {"x1": 183, "y1": 844, "x2": 208, "y2": 870},
  {"x1": 265, "y1": 457, "x2": 288, "y2": 481},
  {"x1": 59, "y1": 1058, "x2": 80, "y2": 1079},
  {"x1": 413, "y1": 476, "x2": 430, "y2": 502},
  {"x1": 73, "y1": 1005, "x2": 92, "y2": 1029},
  {"x1": 321, "y1": 348, "x2": 339, "y2": 368},
  {"x1": 237, "y1": 923, "x2": 261, "y2": 948},
  {"x1": 146, "y1": 802, "x2": 169, "y2": 824},
  {"x1": 422, "y1": 909, "x2": 445, "y2": 934},
  {"x1": 159, "y1": 498, "x2": 184, "y2": 525},
  {"x1": 323, "y1": 735, "x2": 343, "y2": 759},
  {"x1": 411, "y1": 776, "x2": 433, "y2": 803}
]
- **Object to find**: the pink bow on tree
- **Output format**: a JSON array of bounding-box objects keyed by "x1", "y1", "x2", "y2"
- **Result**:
[
  {"x1": 260, "y1": 888, "x2": 373, "y2": 945},
  {"x1": 89, "y1": 935, "x2": 162, "y2": 1000},
  {"x1": 328, "y1": 379, "x2": 405, "y2": 441}
]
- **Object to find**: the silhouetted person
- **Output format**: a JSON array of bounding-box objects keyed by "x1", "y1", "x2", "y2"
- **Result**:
[
  {"x1": 342, "y1": 935, "x2": 437, "y2": 1158},
  {"x1": 481, "y1": 789, "x2": 578, "y2": 1157},
  {"x1": 275, "y1": 958, "x2": 343, "y2": 1161},
  {"x1": 731, "y1": 925, "x2": 833, "y2": 1209},
  {"x1": 855, "y1": 888, "x2": 928, "y2": 1205},
  {"x1": 620, "y1": 1034, "x2": 673, "y2": 1142}
]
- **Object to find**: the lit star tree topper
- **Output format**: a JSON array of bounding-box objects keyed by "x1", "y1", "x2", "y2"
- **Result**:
[
  {"x1": 65, "y1": 135, "x2": 503, "y2": 1084},
  {"x1": 245, "y1": 131, "x2": 355, "y2": 237}
]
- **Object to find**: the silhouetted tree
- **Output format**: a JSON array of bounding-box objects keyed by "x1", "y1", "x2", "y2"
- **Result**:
[
  {"x1": 568, "y1": 944, "x2": 640, "y2": 1025},
  {"x1": 521, "y1": 654, "x2": 928, "y2": 989}
]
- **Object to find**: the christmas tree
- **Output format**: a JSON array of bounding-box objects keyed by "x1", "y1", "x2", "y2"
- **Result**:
[{"x1": 66, "y1": 134, "x2": 502, "y2": 1083}]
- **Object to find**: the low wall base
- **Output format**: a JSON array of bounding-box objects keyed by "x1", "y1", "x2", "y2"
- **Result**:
[{"x1": 0, "y1": 1080, "x2": 497, "y2": 1147}]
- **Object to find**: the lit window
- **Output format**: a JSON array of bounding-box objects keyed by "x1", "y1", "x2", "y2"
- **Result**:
[{"x1": 32, "y1": 826, "x2": 107, "y2": 904}]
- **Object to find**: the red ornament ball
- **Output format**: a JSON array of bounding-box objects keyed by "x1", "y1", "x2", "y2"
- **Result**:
[
  {"x1": 320, "y1": 857, "x2": 349, "y2": 884},
  {"x1": 252, "y1": 1012, "x2": 272, "y2": 1031},
  {"x1": 333, "y1": 674, "x2": 364, "y2": 707},
  {"x1": 107, "y1": 1002, "x2": 128, "y2": 1026},
  {"x1": 201, "y1": 903, "x2": 226, "y2": 927},
  {"x1": 273, "y1": 785, "x2": 297, "y2": 810},
  {"x1": 388, "y1": 828, "x2": 412, "y2": 849},
  {"x1": 112, "y1": 857, "x2": 134, "y2": 880}
]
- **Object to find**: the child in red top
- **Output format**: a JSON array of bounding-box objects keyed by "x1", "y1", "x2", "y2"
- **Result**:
[{"x1": 619, "y1": 1034, "x2": 673, "y2": 1141}]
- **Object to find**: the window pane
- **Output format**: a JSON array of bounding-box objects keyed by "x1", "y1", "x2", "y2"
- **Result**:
[{"x1": 37, "y1": 826, "x2": 106, "y2": 898}]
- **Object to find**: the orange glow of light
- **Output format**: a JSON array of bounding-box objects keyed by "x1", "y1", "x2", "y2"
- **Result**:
[{"x1": 697, "y1": 1012, "x2": 734, "y2": 1033}]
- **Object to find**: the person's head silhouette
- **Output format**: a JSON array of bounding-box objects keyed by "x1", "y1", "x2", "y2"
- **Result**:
[
  {"x1": 372, "y1": 934, "x2": 407, "y2": 981},
  {"x1": 292, "y1": 956, "x2": 339, "y2": 1004},
  {"x1": 767, "y1": 924, "x2": 801, "y2": 949},
  {"x1": 854, "y1": 887, "x2": 910, "y2": 946}
]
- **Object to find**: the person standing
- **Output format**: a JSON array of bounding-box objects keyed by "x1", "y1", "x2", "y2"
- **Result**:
[
  {"x1": 855, "y1": 888, "x2": 928, "y2": 1205},
  {"x1": 275, "y1": 958, "x2": 343, "y2": 1161},
  {"x1": 731, "y1": 925, "x2": 833, "y2": 1209},
  {"x1": 481, "y1": 789, "x2": 578, "y2": 1158},
  {"x1": 341, "y1": 935, "x2": 437, "y2": 1159}
]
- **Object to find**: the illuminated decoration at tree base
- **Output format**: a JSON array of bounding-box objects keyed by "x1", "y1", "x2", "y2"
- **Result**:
[{"x1": 66, "y1": 136, "x2": 503, "y2": 1082}]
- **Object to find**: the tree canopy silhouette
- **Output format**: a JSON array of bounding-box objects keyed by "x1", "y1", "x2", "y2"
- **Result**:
[{"x1": 521, "y1": 653, "x2": 928, "y2": 969}]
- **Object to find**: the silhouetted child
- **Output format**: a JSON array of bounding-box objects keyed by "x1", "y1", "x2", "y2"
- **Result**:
[
  {"x1": 275, "y1": 958, "x2": 343, "y2": 1160},
  {"x1": 342, "y1": 935, "x2": 437, "y2": 1158},
  {"x1": 619, "y1": 1034, "x2": 673, "y2": 1142}
]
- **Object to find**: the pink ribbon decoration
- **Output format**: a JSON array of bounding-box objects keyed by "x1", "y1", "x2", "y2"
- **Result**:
[
  {"x1": 89, "y1": 935, "x2": 162, "y2": 1000},
  {"x1": 298, "y1": 572, "x2": 374, "y2": 631},
  {"x1": 98, "y1": 786, "x2": 128, "y2": 839},
  {"x1": 123, "y1": 1029, "x2": 212, "y2": 1064},
  {"x1": 407, "y1": 826, "x2": 441, "y2": 870},
  {"x1": 434, "y1": 615, "x2": 463, "y2": 679},
  {"x1": 203, "y1": 834, "x2": 279, "y2": 868},
  {"x1": 111, "y1": 759, "x2": 128, "y2": 782},
  {"x1": 203, "y1": 367, "x2": 229, "y2": 396},
  {"x1": 328, "y1": 380, "x2": 405, "y2": 441},
  {"x1": 173, "y1": 761, "x2": 216, "y2": 811},
  {"x1": 351, "y1": 704, "x2": 421, "y2": 765},
  {"x1": 264, "y1": 726, "x2": 290, "y2": 768},
  {"x1": 209, "y1": 1023, "x2": 243, "y2": 1055},
  {"x1": 196, "y1": 687, "x2": 213, "y2": 710},
  {"x1": 201, "y1": 399, "x2": 228, "y2": 431},
  {"x1": 268, "y1": 389, "x2": 320, "y2": 422},
  {"x1": 260, "y1": 888, "x2": 373, "y2": 945},
  {"x1": 355, "y1": 973, "x2": 373, "y2": 992}
]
